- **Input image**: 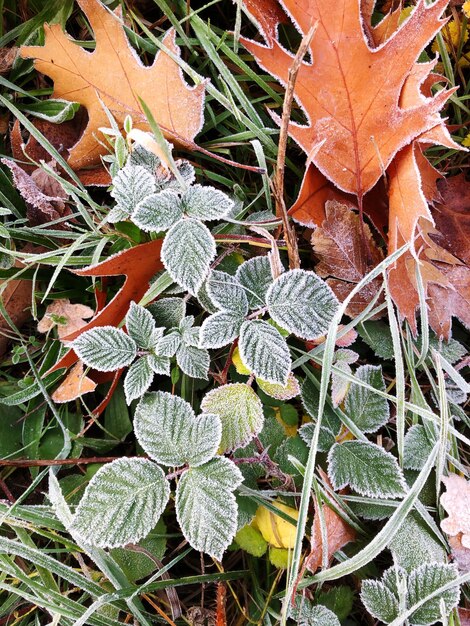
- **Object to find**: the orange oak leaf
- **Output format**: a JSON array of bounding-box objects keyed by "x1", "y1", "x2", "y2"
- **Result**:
[
  {"x1": 49, "y1": 238, "x2": 164, "y2": 373},
  {"x1": 51, "y1": 360, "x2": 97, "y2": 403},
  {"x1": 433, "y1": 173, "x2": 470, "y2": 265},
  {"x1": 459, "y1": 609, "x2": 470, "y2": 625},
  {"x1": 37, "y1": 299, "x2": 94, "y2": 339},
  {"x1": 311, "y1": 201, "x2": 384, "y2": 318},
  {"x1": 20, "y1": 0, "x2": 205, "y2": 169},
  {"x1": 241, "y1": 0, "x2": 456, "y2": 201}
]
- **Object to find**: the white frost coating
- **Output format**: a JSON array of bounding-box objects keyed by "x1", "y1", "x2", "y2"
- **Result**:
[
  {"x1": 235, "y1": 256, "x2": 273, "y2": 310},
  {"x1": 175, "y1": 457, "x2": 243, "y2": 560},
  {"x1": 327, "y1": 441, "x2": 406, "y2": 499},
  {"x1": 207, "y1": 270, "x2": 248, "y2": 316},
  {"x1": 111, "y1": 164, "x2": 155, "y2": 214},
  {"x1": 406, "y1": 563, "x2": 460, "y2": 625},
  {"x1": 361, "y1": 579, "x2": 400, "y2": 623},
  {"x1": 344, "y1": 364, "x2": 390, "y2": 433},
  {"x1": 148, "y1": 353, "x2": 171, "y2": 376},
  {"x1": 71, "y1": 457, "x2": 170, "y2": 548},
  {"x1": 156, "y1": 330, "x2": 181, "y2": 357},
  {"x1": 403, "y1": 424, "x2": 434, "y2": 470},
  {"x1": 266, "y1": 269, "x2": 339, "y2": 341},
  {"x1": 257, "y1": 372, "x2": 300, "y2": 401},
  {"x1": 72, "y1": 326, "x2": 137, "y2": 372},
  {"x1": 239, "y1": 320, "x2": 291, "y2": 386},
  {"x1": 134, "y1": 391, "x2": 221, "y2": 467},
  {"x1": 126, "y1": 301, "x2": 158, "y2": 349},
  {"x1": 148, "y1": 297, "x2": 186, "y2": 329},
  {"x1": 162, "y1": 218, "x2": 216, "y2": 295},
  {"x1": 182, "y1": 184, "x2": 234, "y2": 221},
  {"x1": 201, "y1": 383, "x2": 264, "y2": 452},
  {"x1": 124, "y1": 356, "x2": 154, "y2": 404},
  {"x1": 291, "y1": 602, "x2": 341, "y2": 626},
  {"x1": 176, "y1": 343, "x2": 210, "y2": 380},
  {"x1": 132, "y1": 190, "x2": 183, "y2": 232},
  {"x1": 199, "y1": 311, "x2": 243, "y2": 349}
]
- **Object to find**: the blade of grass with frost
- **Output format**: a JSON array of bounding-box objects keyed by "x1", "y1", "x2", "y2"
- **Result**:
[
  {"x1": 433, "y1": 350, "x2": 450, "y2": 504},
  {"x1": 282, "y1": 243, "x2": 410, "y2": 622},
  {"x1": 252, "y1": 139, "x2": 273, "y2": 211},
  {"x1": 383, "y1": 271, "x2": 406, "y2": 466},
  {"x1": 414, "y1": 261, "x2": 430, "y2": 367}
]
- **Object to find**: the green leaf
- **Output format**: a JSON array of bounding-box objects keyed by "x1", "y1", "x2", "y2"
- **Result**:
[
  {"x1": 148, "y1": 297, "x2": 186, "y2": 329},
  {"x1": 317, "y1": 586, "x2": 355, "y2": 622},
  {"x1": 407, "y1": 563, "x2": 460, "y2": 625},
  {"x1": 71, "y1": 458, "x2": 170, "y2": 548},
  {"x1": 403, "y1": 425, "x2": 435, "y2": 471},
  {"x1": 291, "y1": 599, "x2": 341, "y2": 626},
  {"x1": 328, "y1": 441, "x2": 406, "y2": 499},
  {"x1": 110, "y1": 164, "x2": 155, "y2": 218},
  {"x1": 124, "y1": 357, "x2": 154, "y2": 404},
  {"x1": 239, "y1": 319, "x2": 291, "y2": 385},
  {"x1": 176, "y1": 344, "x2": 210, "y2": 380},
  {"x1": 344, "y1": 364, "x2": 389, "y2": 433},
  {"x1": 72, "y1": 327, "x2": 137, "y2": 372},
  {"x1": 358, "y1": 321, "x2": 394, "y2": 360},
  {"x1": 257, "y1": 373, "x2": 300, "y2": 401},
  {"x1": 132, "y1": 190, "x2": 183, "y2": 232},
  {"x1": 199, "y1": 311, "x2": 243, "y2": 349},
  {"x1": 20, "y1": 99, "x2": 80, "y2": 123},
  {"x1": 361, "y1": 579, "x2": 400, "y2": 624},
  {"x1": 148, "y1": 353, "x2": 171, "y2": 376},
  {"x1": 201, "y1": 383, "x2": 264, "y2": 452},
  {"x1": 301, "y1": 377, "x2": 342, "y2": 437},
  {"x1": 207, "y1": 270, "x2": 248, "y2": 315},
  {"x1": 236, "y1": 256, "x2": 273, "y2": 309},
  {"x1": 175, "y1": 457, "x2": 243, "y2": 560},
  {"x1": 267, "y1": 269, "x2": 339, "y2": 340},
  {"x1": 389, "y1": 512, "x2": 446, "y2": 573},
  {"x1": 156, "y1": 330, "x2": 181, "y2": 357},
  {"x1": 134, "y1": 391, "x2": 221, "y2": 467},
  {"x1": 182, "y1": 184, "x2": 234, "y2": 221},
  {"x1": 162, "y1": 218, "x2": 216, "y2": 294},
  {"x1": 126, "y1": 302, "x2": 160, "y2": 350}
]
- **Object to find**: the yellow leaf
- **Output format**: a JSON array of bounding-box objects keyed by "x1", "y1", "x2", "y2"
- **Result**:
[
  {"x1": 232, "y1": 346, "x2": 252, "y2": 376},
  {"x1": 253, "y1": 501, "x2": 299, "y2": 549}
]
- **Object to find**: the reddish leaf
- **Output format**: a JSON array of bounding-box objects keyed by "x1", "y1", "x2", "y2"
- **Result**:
[{"x1": 433, "y1": 174, "x2": 470, "y2": 265}]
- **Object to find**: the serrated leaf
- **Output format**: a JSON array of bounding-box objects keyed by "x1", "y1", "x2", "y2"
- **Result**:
[
  {"x1": 389, "y1": 512, "x2": 446, "y2": 573},
  {"x1": 328, "y1": 441, "x2": 406, "y2": 499},
  {"x1": 132, "y1": 190, "x2": 183, "y2": 232},
  {"x1": 291, "y1": 600, "x2": 341, "y2": 626},
  {"x1": 126, "y1": 301, "x2": 158, "y2": 349},
  {"x1": 239, "y1": 319, "x2": 291, "y2": 385},
  {"x1": 361, "y1": 580, "x2": 400, "y2": 624},
  {"x1": 72, "y1": 326, "x2": 137, "y2": 372},
  {"x1": 358, "y1": 321, "x2": 394, "y2": 360},
  {"x1": 201, "y1": 383, "x2": 264, "y2": 452},
  {"x1": 179, "y1": 317, "x2": 200, "y2": 347},
  {"x1": 148, "y1": 297, "x2": 186, "y2": 329},
  {"x1": 199, "y1": 311, "x2": 243, "y2": 349},
  {"x1": 301, "y1": 377, "x2": 342, "y2": 437},
  {"x1": 162, "y1": 218, "x2": 216, "y2": 294},
  {"x1": 124, "y1": 356, "x2": 154, "y2": 404},
  {"x1": 110, "y1": 164, "x2": 155, "y2": 217},
  {"x1": 317, "y1": 586, "x2": 355, "y2": 622},
  {"x1": 182, "y1": 184, "x2": 234, "y2": 221},
  {"x1": 267, "y1": 269, "x2": 339, "y2": 340},
  {"x1": 176, "y1": 344, "x2": 210, "y2": 380},
  {"x1": 207, "y1": 270, "x2": 248, "y2": 315},
  {"x1": 407, "y1": 563, "x2": 460, "y2": 625},
  {"x1": 71, "y1": 458, "x2": 170, "y2": 548},
  {"x1": 298, "y1": 422, "x2": 336, "y2": 453},
  {"x1": 134, "y1": 391, "x2": 221, "y2": 467},
  {"x1": 148, "y1": 353, "x2": 171, "y2": 376},
  {"x1": 236, "y1": 256, "x2": 273, "y2": 309},
  {"x1": 403, "y1": 425, "x2": 435, "y2": 471},
  {"x1": 156, "y1": 330, "x2": 181, "y2": 357},
  {"x1": 175, "y1": 457, "x2": 243, "y2": 560},
  {"x1": 257, "y1": 373, "x2": 300, "y2": 401},
  {"x1": 345, "y1": 364, "x2": 389, "y2": 433}
]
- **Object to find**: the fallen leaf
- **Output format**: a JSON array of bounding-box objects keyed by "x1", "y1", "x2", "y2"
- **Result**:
[
  {"x1": 448, "y1": 534, "x2": 470, "y2": 573},
  {"x1": 253, "y1": 500, "x2": 299, "y2": 549},
  {"x1": 21, "y1": 0, "x2": 205, "y2": 169},
  {"x1": 311, "y1": 201, "x2": 384, "y2": 318},
  {"x1": 0, "y1": 262, "x2": 32, "y2": 357},
  {"x1": 306, "y1": 326, "x2": 358, "y2": 350},
  {"x1": 459, "y1": 607, "x2": 470, "y2": 625},
  {"x1": 440, "y1": 475, "x2": 470, "y2": 547},
  {"x1": 51, "y1": 360, "x2": 97, "y2": 403},
  {"x1": 433, "y1": 174, "x2": 470, "y2": 265},
  {"x1": 0, "y1": 47, "x2": 18, "y2": 75},
  {"x1": 38, "y1": 299, "x2": 94, "y2": 338}
]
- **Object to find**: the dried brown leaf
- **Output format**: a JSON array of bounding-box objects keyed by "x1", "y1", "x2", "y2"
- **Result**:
[
  {"x1": 38, "y1": 299, "x2": 94, "y2": 339},
  {"x1": 51, "y1": 360, "x2": 97, "y2": 403},
  {"x1": 441, "y1": 475, "x2": 470, "y2": 547}
]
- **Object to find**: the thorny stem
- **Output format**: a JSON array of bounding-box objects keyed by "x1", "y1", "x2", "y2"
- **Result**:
[{"x1": 273, "y1": 21, "x2": 318, "y2": 270}]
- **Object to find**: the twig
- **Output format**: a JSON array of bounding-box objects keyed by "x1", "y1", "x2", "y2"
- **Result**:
[{"x1": 273, "y1": 21, "x2": 318, "y2": 270}]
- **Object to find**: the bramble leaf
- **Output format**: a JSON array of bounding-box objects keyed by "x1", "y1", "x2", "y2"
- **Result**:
[
  {"x1": 239, "y1": 319, "x2": 291, "y2": 385},
  {"x1": 132, "y1": 190, "x2": 183, "y2": 232},
  {"x1": 344, "y1": 364, "x2": 389, "y2": 433},
  {"x1": 72, "y1": 326, "x2": 137, "y2": 372},
  {"x1": 199, "y1": 311, "x2": 243, "y2": 349},
  {"x1": 407, "y1": 563, "x2": 460, "y2": 625},
  {"x1": 236, "y1": 256, "x2": 274, "y2": 309},
  {"x1": 176, "y1": 344, "x2": 210, "y2": 380},
  {"x1": 182, "y1": 184, "x2": 234, "y2": 221},
  {"x1": 110, "y1": 164, "x2": 155, "y2": 219},
  {"x1": 207, "y1": 270, "x2": 248, "y2": 316},
  {"x1": 403, "y1": 425, "x2": 435, "y2": 470},
  {"x1": 126, "y1": 301, "x2": 159, "y2": 350},
  {"x1": 148, "y1": 297, "x2": 186, "y2": 329},
  {"x1": 124, "y1": 356, "x2": 154, "y2": 404}
]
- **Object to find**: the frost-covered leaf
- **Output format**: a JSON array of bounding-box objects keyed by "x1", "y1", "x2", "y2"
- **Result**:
[
  {"x1": 110, "y1": 164, "x2": 155, "y2": 217},
  {"x1": 389, "y1": 512, "x2": 446, "y2": 573},
  {"x1": 239, "y1": 319, "x2": 291, "y2": 385},
  {"x1": 148, "y1": 297, "x2": 186, "y2": 329},
  {"x1": 175, "y1": 456, "x2": 243, "y2": 560},
  {"x1": 267, "y1": 269, "x2": 339, "y2": 340},
  {"x1": 236, "y1": 256, "x2": 273, "y2": 309},
  {"x1": 331, "y1": 360, "x2": 353, "y2": 408},
  {"x1": 361, "y1": 579, "x2": 400, "y2": 624},
  {"x1": 132, "y1": 190, "x2": 183, "y2": 232},
  {"x1": 182, "y1": 184, "x2": 234, "y2": 221},
  {"x1": 291, "y1": 599, "x2": 341, "y2": 626},
  {"x1": 156, "y1": 330, "x2": 181, "y2": 357},
  {"x1": 148, "y1": 353, "x2": 171, "y2": 376},
  {"x1": 71, "y1": 458, "x2": 170, "y2": 548},
  {"x1": 257, "y1": 373, "x2": 300, "y2": 401},
  {"x1": 134, "y1": 391, "x2": 221, "y2": 467},
  {"x1": 301, "y1": 377, "x2": 342, "y2": 437},
  {"x1": 176, "y1": 344, "x2": 210, "y2": 380},
  {"x1": 403, "y1": 425, "x2": 435, "y2": 470},
  {"x1": 179, "y1": 316, "x2": 200, "y2": 347},
  {"x1": 207, "y1": 270, "x2": 248, "y2": 316},
  {"x1": 299, "y1": 422, "x2": 336, "y2": 453},
  {"x1": 130, "y1": 146, "x2": 195, "y2": 191},
  {"x1": 358, "y1": 321, "x2": 394, "y2": 360},
  {"x1": 126, "y1": 301, "x2": 158, "y2": 350},
  {"x1": 201, "y1": 383, "x2": 264, "y2": 452},
  {"x1": 124, "y1": 356, "x2": 154, "y2": 404},
  {"x1": 407, "y1": 563, "x2": 460, "y2": 625},
  {"x1": 344, "y1": 364, "x2": 389, "y2": 433},
  {"x1": 328, "y1": 441, "x2": 406, "y2": 499},
  {"x1": 197, "y1": 279, "x2": 218, "y2": 313},
  {"x1": 72, "y1": 327, "x2": 137, "y2": 372},
  {"x1": 199, "y1": 311, "x2": 243, "y2": 349},
  {"x1": 317, "y1": 587, "x2": 355, "y2": 623},
  {"x1": 162, "y1": 218, "x2": 216, "y2": 294}
]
